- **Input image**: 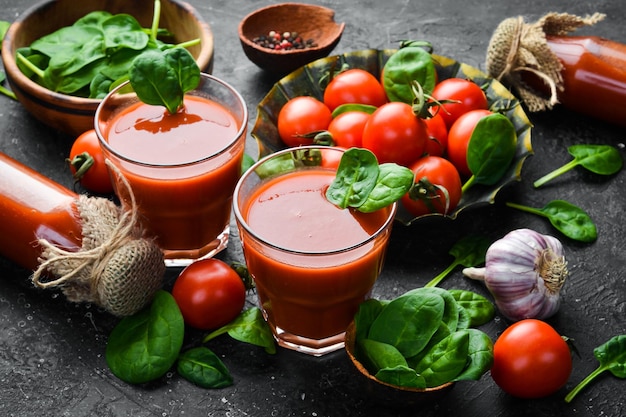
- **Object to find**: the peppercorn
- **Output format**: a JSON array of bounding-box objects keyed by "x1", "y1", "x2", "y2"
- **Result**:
[{"x1": 252, "y1": 30, "x2": 317, "y2": 51}]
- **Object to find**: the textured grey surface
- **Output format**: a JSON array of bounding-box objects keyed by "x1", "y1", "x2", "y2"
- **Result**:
[{"x1": 1, "y1": 0, "x2": 625, "y2": 416}]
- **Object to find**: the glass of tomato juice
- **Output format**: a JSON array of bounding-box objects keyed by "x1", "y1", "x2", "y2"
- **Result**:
[
  {"x1": 233, "y1": 146, "x2": 396, "y2": 356},
  {"x1": 95, "y1": 74, "x2": 247, "y2": 266}
]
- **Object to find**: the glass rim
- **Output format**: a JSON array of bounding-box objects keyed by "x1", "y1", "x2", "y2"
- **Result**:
[
  {"x1": 94, "y1": 73, "x2": 248, "y2": 168},
  {"x1": 233, "y1": 146, "x2": 397, "y2": 256}
]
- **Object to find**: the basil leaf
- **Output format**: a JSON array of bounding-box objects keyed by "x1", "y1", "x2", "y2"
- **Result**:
[
  {"x1": 177, "y1": 347, "x2": 233, "y2": 389},
  {"x1": 358, "y1": 162, "x2": 414, "y2": 213},
  {"x1": 465, "y1": 113, "x2": 517, "y2": 188},
  {"x1": 106, "y1": 290, "x2": 184, "y2": 384},
  {"x1": 326, "y1": 148, "x2": 379, "y2": 209}
]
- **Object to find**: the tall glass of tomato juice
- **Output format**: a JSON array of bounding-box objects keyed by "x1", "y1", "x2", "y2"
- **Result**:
[
  {"x1": 95, "y1": 74, "x2": 247, "y2": 266},
  {"x1": 233, "y1": 147, "x2": 396, "y2": 356}
]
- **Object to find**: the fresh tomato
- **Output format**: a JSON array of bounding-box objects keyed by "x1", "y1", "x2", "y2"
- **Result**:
[
  {"x1": 361, "y1": 101, "x2": 427, "y2": 166},
  {"x1": 277, "y1": 96, "x2": 332, "y2": 147},
  {"x1": 446, "y1": 109, "x2": 493, "y2": 177},
  {"x1": 431, "y1": 78, "x2": 489, "y2": 128},
  {"x1": 327, "y1": 110, "x2": 370, "y2": 148},
  {"x1": 491, "y1": 319, "x2": 572, "y2": 399},
  {"x1": 401, "y1": 155, "x2": 462, "y2": 217},
  {"x1": 320, "y1": 147, "x2": 345, "y2": 169},
  {"x1": 323, "y1": 69, "x2": 387, "y2": 111},
  {"x1": 67, "y1": 129, "x2": 113, "y2": 194},
  {"x1": 171, "y1": 258, "x2": 246, "y2": 330},
  {"x1": 423, "y1": 110, "x2": 448, "y2": 157}
]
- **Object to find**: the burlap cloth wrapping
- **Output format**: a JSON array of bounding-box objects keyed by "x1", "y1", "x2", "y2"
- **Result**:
[
  {"x1": 485, "y1": 12, "x2": 606, "y2": 112},
  {"x1": 31, "y1": 162, "x2": 165, "y2": 317}
]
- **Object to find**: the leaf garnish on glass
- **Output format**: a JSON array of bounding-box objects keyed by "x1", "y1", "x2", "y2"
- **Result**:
[{"x1": 326, "y1": 147, "x2": 414, "y2": 213}]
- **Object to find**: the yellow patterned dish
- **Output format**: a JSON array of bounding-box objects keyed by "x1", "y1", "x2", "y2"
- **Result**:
[{"x1": 251, "y1": 49, "x2": 533, "y2": 225}]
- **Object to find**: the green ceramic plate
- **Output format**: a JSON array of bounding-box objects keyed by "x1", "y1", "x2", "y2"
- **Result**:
[{"x1": 251, "y1": 49, "x2": 533, "y2": 225}]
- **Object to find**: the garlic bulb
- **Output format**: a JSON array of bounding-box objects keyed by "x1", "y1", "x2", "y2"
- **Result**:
[{"x1": 463, "y1": 228, "x2": 568, "y2": 322}]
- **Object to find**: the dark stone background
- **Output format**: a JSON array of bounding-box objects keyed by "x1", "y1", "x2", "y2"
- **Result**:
[{"x1": 1, "y1": 0, "x2": 624, "y2": 416}]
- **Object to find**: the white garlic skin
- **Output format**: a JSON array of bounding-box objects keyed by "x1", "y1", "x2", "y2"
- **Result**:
[{"x1": 464, "y1": 228, "x2": 568, "y2": 322}]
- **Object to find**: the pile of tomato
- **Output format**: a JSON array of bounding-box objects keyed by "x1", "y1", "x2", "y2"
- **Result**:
[{"x1": 276, "y1": 66, "x2": 497, "y2": 218}]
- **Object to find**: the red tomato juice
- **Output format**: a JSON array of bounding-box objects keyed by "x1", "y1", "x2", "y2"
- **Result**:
[
  {"x1": 101, "y1": 95, "x2": 245, "y2": 258},
  {"x1": 238, "y1": 168, "x2": 394, "y2": 344}
]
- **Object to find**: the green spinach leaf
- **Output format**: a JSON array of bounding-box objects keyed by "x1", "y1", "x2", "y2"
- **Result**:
[
  {"x1": 534, "y1": 144, "x2": 623, "y2": 188},
  {"x1": 506, "y1": 199, "x2": 597, "y2": 242},
  {"x1": 375, "y1": 365, "x2": 427, "y2": 389},
  {"x1": 382, "y1": 40, "x2": 436, "y2": 103},
  {"x1": 425, "y1": 235, "x2": 490, "y2": 287},
  {"x1": 177, "y1": 347, "x2": 233, "y2": 389},
  {"x1": 453, "y1": 329, "x2": 494, "y2": 381},
  {"x1": 129, "y1": 47, "x2": 200, "y2": 114},
  {"x1": 359, "y1": 338, "x2": 409, "y2": 374},
  {"x1": 565, "y1": 334, "x2": 626, "y2": 403},
  {"x1": 368, "y1": 292, "x2": 444, "y2": 358},
  {"x1": 463, "y1": 113, "x2": 517, "y2": 193},
  {"x1": 413, "y1": 330, "x2": 470, "y2": 387},
  {"x1": 203, "y1": 307, "x2": 276, "y2": 354},
  {"x1": 326, "y1": 148, "x2": 380, "y2": 209},
  {"x1": 449, "y1": 289, "x2": 495, "y2": 327},
  {"x1": 106, "y1": 290, "x2": 184, "y2": 384},
  {"x1": 358, "y1": 162, "x2": 415, "y2": 213}
]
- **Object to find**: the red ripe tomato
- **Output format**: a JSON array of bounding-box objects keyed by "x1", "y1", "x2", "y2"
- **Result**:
[
  {"x1": 446, "y1": 109, "x2": 493, "y2": 177},
  {"x1": 361, "y1": 101, "x2": 427, "y2": 166},
  {"x1": 327, "y1": 110, "x2": 370, "y2": 148},
  {"x1": 68, "y1": 129, "x2": 114, "y2": 194},
  {"x1": 431, "y1": 78, "x2": 489, "y2": 128},
  {"x1": 320, "y1": 147, "x2": 345, "y2": 169},
  {"x1": 401, "y1": 155, "x2": 462, "y2": 217},
  {"x1": 423, "y1": 111, "x2": 448, "y2": 157},
  {"x1": 323, "y1": 69, "x2": 388, "y2": 111},
  {"x1": 172, "y1": 258, "x2": 246, "y2": 330},
  {"x1": 277, "y1": 96, "x2": 332, "y2": 147},
  {"x1": 491, "y1": 319, "x2": 572, "y2": 399}
]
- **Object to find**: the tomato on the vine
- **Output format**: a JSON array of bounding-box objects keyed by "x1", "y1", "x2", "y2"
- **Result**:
[
  {"x1": 327, "y1": 110, "x2": 370, "y2": 148},
  {"x1": 172, "y1": 258, "x2": 246, "y2": 330},
  {"x1": 446, "y1": 109, "x2": 493, "y2": 177},
  {"x1": 423, "y1": 110, "x2": 448, "y2": 157},
  {"x1": 431, "y1": 78, "x2": 489, "y2": 128},
  {"x1": 491, "y1": 319, "x2": 572, "y2": 399},
  {"x1": 277, "y1": 96, "x2": 332, "y2": 147},
  {"x1": 68, "y1": 129, "x2": 114, "y2": 194},
  {"x1": 361, "y1": 101, "x2": 427, "y2": 166},
  {"x1": 401, "y1": 155, "x2": 462, "y2": 217},
  {"x1": 323, "y1": 69, "x2": 387, "y2": 111}
]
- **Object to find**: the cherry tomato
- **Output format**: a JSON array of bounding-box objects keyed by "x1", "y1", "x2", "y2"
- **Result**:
[
  {"x1": 327, "y1": 111, "x2": 370, "y2": 148},
  {"x1": 491, "y1": 319, "x2": 572, "y2": 399},
  {"x1": 68, "y1": 129, "x2": 113, "y2": 194},
  {"x1": 323, "y1": 69, "x2": 388, "y2": 111},
  {"x1": 446, "y1": 109, "x2": 493, "y2": 177},
  {"x1": 401, "y1": 155, "x2": 462, "y2": 217},
  {"x1": 172, "y1": 258, "x2": 246, "y2": 330},
  {"x1": 431, "y1": 78, "x2": 489, "y2": 128},
  {"x1": 423, "y1": 110, "x2": 448, "y2": 157},
  {"x1": 361, "y1": 101, "x2": 427, "y2": 166},
  {"x1": 320, "y1": 147, "x2": 345, "y2": 169},
  {"x1": 277, "y1": 96, "x2": 332, "y2": 147}
]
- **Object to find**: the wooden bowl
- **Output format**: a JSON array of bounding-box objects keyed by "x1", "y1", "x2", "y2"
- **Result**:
[
  {"x1": 344, "y1": 321, "x2": 455, "y2": 406},
  {"x1": 238, "y1": 3, "x2": 345, "y2": 75},
  {"x1": 1, "y1": 0, "x2": 214, "y2": 137}
]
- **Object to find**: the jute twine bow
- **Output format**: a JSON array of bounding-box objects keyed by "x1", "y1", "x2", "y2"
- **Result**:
[
  {"x1": 31, "y1": 160, "x2": 165, "y2": 317},
  {"x1": 485, "y1": 12, "x2": 606, "y2": 112}
]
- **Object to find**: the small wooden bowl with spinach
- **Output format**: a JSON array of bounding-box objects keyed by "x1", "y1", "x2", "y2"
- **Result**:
[
  {"x1": 344, "y1": 287, "x2": 495, "y2": 406},
  {"x1": 2, "y1": 0, "x2": 213, "y2": 136}
]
